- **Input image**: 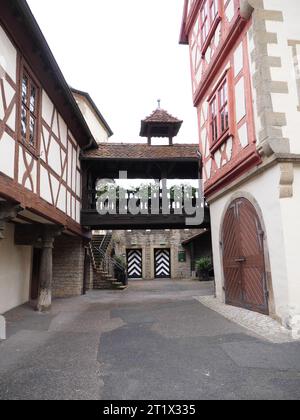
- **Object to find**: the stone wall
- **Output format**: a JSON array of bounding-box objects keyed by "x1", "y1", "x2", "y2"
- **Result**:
[
  {"x1": 52, "y1": 234, "x2": 85, "y2": 298},
  {"x1": 113, "y1": 229, "x2": 205, "y2": 280}
]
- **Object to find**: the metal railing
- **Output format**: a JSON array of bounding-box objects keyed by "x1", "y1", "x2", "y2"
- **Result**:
[
  {"x1": 89, "y1": 244, "x2": 128, "y2": 286},
  {"x1": 85, "y1": 189, "x2": 199, "y2": 213}
]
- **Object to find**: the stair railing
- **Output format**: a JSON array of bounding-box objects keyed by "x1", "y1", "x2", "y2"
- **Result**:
[{"x1": 91, "y1": 245, "x2": 128, "y2": 286}]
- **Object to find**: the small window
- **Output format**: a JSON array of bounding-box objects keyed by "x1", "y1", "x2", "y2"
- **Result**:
[
  {"x1": 200, "y1": 0, "x2": 220, "y2": 47},
  {"x1": 21, "y1": 69, "x2": 39, "y2": 149},
  {"x1": 210, "y1": 97, "x2": 218, "y2": 143},
  {"x1": 200, "y1": 1, "x2": 209, "y2": 45},
  {"x1": 209, "y1": 73, "x2": 231, "y2": 148},
  {"x1": 219, "y1": 79, "x2": 229, "y2": 135}
]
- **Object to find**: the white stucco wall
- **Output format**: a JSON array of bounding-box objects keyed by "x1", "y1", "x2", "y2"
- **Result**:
[
  {"x1": 279, "y1": 166, "x2": 300, "y2": 324},
  {"x1": 0, "y1": 25, "x2": 17, "y2": 83},
  {"x1": 40, "y1": 91, "x2": 82, "y2": 224},
  {"x1": 0, "y1": 223, "x2": 32, "y2": 314},
  {"x1": 0, "y1": 24, "x2": 17, "y2": 180},
  {"x1": 74, "y1": 94, "x2": 109, "y2": 143},
  {"x1": 263, "y1": 0, "x2": 300, "y2": 154},
  {"x1": 209, "y1": 165, "x2": 291, "y2": 324}
]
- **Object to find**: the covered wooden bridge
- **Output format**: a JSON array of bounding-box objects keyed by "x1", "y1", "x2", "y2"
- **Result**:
[{"x1": 81, "y1": 108, "x2": 209, "y2": 230}]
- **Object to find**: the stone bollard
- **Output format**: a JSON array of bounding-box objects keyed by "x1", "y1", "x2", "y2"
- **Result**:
[{"x1": 0, "y1": 315, "x2": 6, "y2": 340}]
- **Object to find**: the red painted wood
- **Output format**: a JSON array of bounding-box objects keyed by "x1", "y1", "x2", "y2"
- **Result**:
[{"x1": 222, "y1": 198, "x2": 269, "y2": 315}]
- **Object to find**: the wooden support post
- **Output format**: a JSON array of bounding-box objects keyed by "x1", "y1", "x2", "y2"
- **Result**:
[
  {"x1": 0, "y1": 202, "x2": 23, "y2": 239},
  {"x1": 36, "y1": 227, "x2": 62, "y2": 313},
  {"x1": 83, "y1": 244, "x2": 91, "y2": 295}
]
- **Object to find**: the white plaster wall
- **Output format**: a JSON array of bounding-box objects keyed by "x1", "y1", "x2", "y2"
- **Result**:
[
  {"x1": 0, "y1": 223, "x2": 32, "y2": 314},
  {"x1": 0, "y1": 25, "x2": 17, "y2": 82},
  {"x1": 263, "y1": 0, "x2": 300, "y2": 153},
  {"x1": 0, "y1": 132, "x2": 15, "y2": 179},
  {"x1": 279, "y1": 166, "x2": 300, "y2": 325},
  {"x1": 74, "y1": 95, "x2": 109, "y2": 143},
  {"x1": 209, "y1": 165, "x2": 290, "y2": 322}
]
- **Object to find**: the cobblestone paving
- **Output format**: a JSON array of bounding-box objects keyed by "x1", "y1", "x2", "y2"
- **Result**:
[{"x1": 194, "y1": 296, "x2": 293, "y2": 344}]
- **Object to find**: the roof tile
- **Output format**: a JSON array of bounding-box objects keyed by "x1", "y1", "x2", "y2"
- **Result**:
[
  {"x1": 83, "y1": 143, "x2": 199, "y2": 160},
  {"x1": 143, "y1": 109, "x2": 182, "y2": 124}
]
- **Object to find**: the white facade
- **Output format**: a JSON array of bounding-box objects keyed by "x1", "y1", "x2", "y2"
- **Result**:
[
  {"x1": 0, "y1": 22, "x2": 82, "y2": 225},
  {"x1": 208, "y1": 0, "x2": 300, "y2": 338},
  {"x1": 0, "y1": 16, "x2": 86, "y2": 325},
  {"x1": 0, "y1": 223, "x2": 32, "y2": 315},
  {"x1": 73, "y1": 93, "x2": 110, "y2": 144}
]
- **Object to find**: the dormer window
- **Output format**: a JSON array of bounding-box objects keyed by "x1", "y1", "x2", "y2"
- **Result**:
[{"x1": 21, "y1": 68, "x2": 39, "y2": 149}]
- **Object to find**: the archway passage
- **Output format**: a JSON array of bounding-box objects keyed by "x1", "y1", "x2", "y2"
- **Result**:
[{"x1": 222, "y1": 198, "x2": 269, "y2": 315}]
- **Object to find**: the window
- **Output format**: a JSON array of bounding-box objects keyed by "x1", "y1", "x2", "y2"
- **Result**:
[
  {"x1": 209, "y1": 73, "x2": 231, "y2": 148},
  {"x1": 210, "y1": 97, "x2": 218, "y2": 143},
  {"x1": 200, "y1": 0, "x2": 220, "y2": 47},
  {"x1": 200, "y1": 2, "x2": 209, "y2": 45},
  {"x1": 219, "y1": 79, "x2": 229, "y2": 134},
  {"x1": 21, "y1": 70, "x2": 39, "y2": 149}
]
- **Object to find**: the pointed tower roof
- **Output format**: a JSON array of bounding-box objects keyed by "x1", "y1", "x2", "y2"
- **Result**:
[{"x1": 140, "y1": 106, "x2": 183, "y2": 139}]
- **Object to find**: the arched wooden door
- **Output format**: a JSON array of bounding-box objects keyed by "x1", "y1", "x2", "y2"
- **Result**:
[{"x1": 222, "y1": 198, "x2": 269, "y2": 315}]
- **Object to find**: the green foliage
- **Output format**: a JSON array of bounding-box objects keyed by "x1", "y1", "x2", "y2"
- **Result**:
[
  {"x1": 195, "y1": 257, "x2": 212, "y2": 272},
  {"x1": 114, "y1": 255, "x2": 126, "y2": 268}
]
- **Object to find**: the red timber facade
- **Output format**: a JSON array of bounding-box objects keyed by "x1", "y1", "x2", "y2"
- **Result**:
[
  {"x1": 0, "y1": 0, "x2": 99, "y2": 321},
  {"x1": 180, "y1": 0, "x2": 300, "y2": 337},
  {"x1": 180, "y1": 0, "x2": 260, "y2": 197}
]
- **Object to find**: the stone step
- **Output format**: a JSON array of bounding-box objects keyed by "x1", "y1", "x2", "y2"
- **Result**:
[{"x1": 112, "y1": 284, "x2": 128, "y2": 291}]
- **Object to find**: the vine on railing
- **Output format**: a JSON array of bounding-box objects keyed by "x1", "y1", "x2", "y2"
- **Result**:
[{"x1": 89, "y1": 245, "x2": 128, "y2": 286}]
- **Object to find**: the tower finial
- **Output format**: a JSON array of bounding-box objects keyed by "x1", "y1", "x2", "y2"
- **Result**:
[{"x1": 157, "y1": 99, "x2": 161, "y2": 109}]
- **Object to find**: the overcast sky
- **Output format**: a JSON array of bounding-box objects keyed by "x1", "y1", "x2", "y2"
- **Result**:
[{"x1": 27, "y1": 0, "x2": 198, "y2": 144}]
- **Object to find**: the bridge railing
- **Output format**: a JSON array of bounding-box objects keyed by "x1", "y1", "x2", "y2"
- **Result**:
[{"x1": 84, "y1": 189, "x2": 200, "y2": 215}]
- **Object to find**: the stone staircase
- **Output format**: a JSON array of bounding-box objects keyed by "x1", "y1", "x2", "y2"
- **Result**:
[
  {"x1": 91, "y1": 233, "x2": 112, "y2": 272},
  {"x1": 90, "y1": 233, "x2": 127, "y2": 291}
]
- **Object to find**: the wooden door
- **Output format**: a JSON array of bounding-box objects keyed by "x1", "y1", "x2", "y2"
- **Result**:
[
  {"x1": 155, "y1": 249, "x2": 171, "y2": 278},
  {"x1": 127, "y1": 249, "x2": 143, "y2": 279},
  {"x1": 222, "y1": 198, "x2": 269, "y2": 315}
]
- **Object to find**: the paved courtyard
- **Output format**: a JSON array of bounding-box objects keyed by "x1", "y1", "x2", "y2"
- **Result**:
[{"x1": 0, "y1": 280, "x2": 300, "y2": 400}]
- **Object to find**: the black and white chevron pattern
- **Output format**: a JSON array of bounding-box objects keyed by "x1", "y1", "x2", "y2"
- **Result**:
[
  {"x1": 127, "y1": 249, "x2": 143, "y2": 279},
  {"x1": 155, "y1": 249, "x2": 171, "y2": 278}
]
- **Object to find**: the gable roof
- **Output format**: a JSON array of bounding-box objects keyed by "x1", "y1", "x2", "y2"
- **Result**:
[{"x1": 71, "y1": 88, "x2": 113, "y2": 137}]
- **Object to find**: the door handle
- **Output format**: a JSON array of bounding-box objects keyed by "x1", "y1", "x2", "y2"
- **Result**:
[{"x1": 235, "y1": 257, "x2": 246, "y2": 263}]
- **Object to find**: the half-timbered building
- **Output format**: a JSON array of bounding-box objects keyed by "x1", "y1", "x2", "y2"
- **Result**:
[
  {"x1": 0, "y1": 0, "x2": 114, "y2": 337},
  {"x1": 180, "y1": 0, "x2": 300, "y2": 337}
]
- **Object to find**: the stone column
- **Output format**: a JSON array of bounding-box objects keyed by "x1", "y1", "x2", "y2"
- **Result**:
[{"x1": 36, "y1": 227, "x2": 62, "y2": 313}]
